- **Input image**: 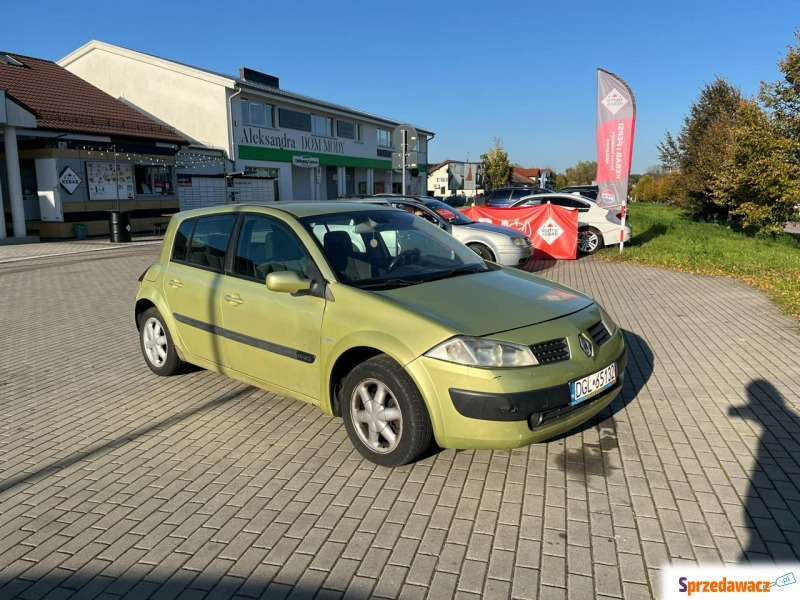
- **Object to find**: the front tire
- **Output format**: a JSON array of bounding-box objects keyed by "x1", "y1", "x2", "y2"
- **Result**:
[
  {"x1": 577, "y1": 228, "x2": 603, "y2": 255},
  {"x1": 341, "y1": 355, "x2": 432, "y2": 467},
  {"x1": 467, "y1": 243, "x2": 495, "y2": 261},
  {"x1": 139, "y1": 307, "x2": 186, "y2": 376}
]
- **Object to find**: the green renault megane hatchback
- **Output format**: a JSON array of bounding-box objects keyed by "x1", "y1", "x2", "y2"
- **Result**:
[{"x1": 135, "y1": 202, "x2": 626, "y2": 467}]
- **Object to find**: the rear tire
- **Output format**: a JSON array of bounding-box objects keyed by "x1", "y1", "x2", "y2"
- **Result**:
[
  {"x1": 139, "y1": 307, "x2": 186, "y2": 376},
  {"x1": 341, "y1": 355, "x2": 432, "y2": 467}
]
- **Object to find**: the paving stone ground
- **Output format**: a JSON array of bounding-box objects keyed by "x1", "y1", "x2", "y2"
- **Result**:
[{"x1": 0, "y1": 237, "x2": 798, "y2": 599}]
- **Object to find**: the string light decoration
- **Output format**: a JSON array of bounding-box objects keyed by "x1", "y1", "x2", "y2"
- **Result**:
[{"x1": 74, "y1": 144, "x2": 228, "y2": 172}]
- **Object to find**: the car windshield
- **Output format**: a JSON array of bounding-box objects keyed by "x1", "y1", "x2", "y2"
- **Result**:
[
  {"x1": 417, "y1": 198, "x2": 473, "y2": 225},
  {"x1": 301, "y1": 208, "x2": 492, "y2": 290}
]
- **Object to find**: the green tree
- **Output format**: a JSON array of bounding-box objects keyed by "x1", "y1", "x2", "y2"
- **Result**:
[
  {"x1": 656, "y1": 131, "x2": 680, "y2": 171},
  {"x1": 563, "y1": 161, "x2": 597, "y2": 185},
  {"x1": 668, "y1": 76, "x2": 743, "y2": 220},
  {"x1": 760, "y1": 31, "x2": 800, "y2": 148},
  {"x1": 480, "y1": 138, "x2": 513, "y2": 190},
  {"x1": 711, "y1": 52, "x2": 800, "y2": 235}
]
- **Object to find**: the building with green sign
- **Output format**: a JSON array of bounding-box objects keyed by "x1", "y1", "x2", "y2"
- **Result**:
[{"x1": 60, "y1": 42, "x2": 433, "y2": 209}]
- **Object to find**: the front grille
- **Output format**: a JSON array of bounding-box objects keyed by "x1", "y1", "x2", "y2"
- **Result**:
[
  {"x1": 530, "y1": 338, "x2": 569, "y2": 364},
  {"x1": 588, "y1": 320, "x2": 610, "y2": 346}
]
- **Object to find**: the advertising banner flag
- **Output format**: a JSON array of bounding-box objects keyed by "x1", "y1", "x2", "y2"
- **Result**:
[
  {"x1": 596, "y1": 69, "x2": 635, "y2": 210},
  {"x1": 461, "y1": 204, "x2": 578, "y2": 260},
  {"x1": 596, "y1": 68, "x2": 636, "y2": 250}
]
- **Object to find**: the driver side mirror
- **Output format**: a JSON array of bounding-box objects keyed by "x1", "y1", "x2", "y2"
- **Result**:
[{"x1": 266, "y1": 271, "x2": 312, "y2": 294}]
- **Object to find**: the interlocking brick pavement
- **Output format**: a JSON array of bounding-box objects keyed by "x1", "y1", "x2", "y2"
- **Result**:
[{"x1": 0, "y1": 241, "x2": 798, "y2": 599}]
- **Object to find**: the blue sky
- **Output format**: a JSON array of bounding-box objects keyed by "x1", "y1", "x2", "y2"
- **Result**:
[{"x1": 4, "y1": 1, "x2": 798, "y2": 174}]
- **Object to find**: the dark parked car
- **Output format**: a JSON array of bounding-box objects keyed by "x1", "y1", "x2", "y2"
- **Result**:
[
  {"x1": 485, "y1": 186, "x2": 553, "y2": 207},
  {"x1": 557, "y1": 185, "x2": 599, "y2": 201}
]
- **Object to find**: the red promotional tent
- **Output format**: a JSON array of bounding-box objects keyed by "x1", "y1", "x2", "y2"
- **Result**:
[{"x1": 462, "y1": 204, "x2": 578, "y2": 259}]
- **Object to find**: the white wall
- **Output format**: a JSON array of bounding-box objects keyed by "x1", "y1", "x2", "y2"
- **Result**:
[{"x1": 60, "y1": 44, "x2": 232, "y2": 153}]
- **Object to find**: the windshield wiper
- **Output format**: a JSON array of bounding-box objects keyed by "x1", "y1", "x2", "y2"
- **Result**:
[
  {"x1": 423, "y1": 265, "x2": 488, "y2": 282},
  {"x1": 358, "y1": 278, "x2": 418, "y2": 289}
]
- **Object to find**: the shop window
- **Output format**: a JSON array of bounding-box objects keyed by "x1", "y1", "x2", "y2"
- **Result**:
[
  {"x1": 279, "y1": 108, "x2": 312, "y2": 132},
  {"x1": 241, "y1": 99, "x2": 274, "y2": 128},
  {"x1": 135, "y1": 165, "x2": 176, "y2": 196}
]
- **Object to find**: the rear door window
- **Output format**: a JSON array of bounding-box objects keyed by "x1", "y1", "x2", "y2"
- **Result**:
[{"x1": 176, "y1": 214, "x2": 237, "y2": 271}]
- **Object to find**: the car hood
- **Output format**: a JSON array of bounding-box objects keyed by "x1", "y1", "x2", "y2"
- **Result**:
[
  {"x1": 458, "y1": 222, "x2": 523, "y2": 238},
  {"x1": 374, "y1": 269, "x2": 593, "y2": 337}
]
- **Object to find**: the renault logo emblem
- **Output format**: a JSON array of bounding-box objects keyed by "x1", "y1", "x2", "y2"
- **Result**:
[{"x1": 579, "y1": 334, "x2": 593, "y2": 357}]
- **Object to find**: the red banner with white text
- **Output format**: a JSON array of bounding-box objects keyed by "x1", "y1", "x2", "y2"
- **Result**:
[
  {"x1": 596, "y1": 69, "x2": 636, "y2": 210},
  {"x1": 462, "y1": 204, "x2": 578, "y2": 260}
]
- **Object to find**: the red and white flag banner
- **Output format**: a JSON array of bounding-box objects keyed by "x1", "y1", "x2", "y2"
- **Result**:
[
  {"x1": 461, "y1": 204, "x2": 578, "y2": 260},
  {"x1": 596, "y1": 69, "x2": 636, "y2": 210}
]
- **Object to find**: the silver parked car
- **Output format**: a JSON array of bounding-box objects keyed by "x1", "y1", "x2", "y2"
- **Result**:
[{"x1": 356, "y1": 195, "x2": 533, "y2": 266}]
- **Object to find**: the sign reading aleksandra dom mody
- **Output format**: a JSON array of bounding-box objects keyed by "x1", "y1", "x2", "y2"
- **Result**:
[
  {"x1": 240, "y1": 128, "x2": 345, "y2": 154},
  {"x1": 236, "y1": 126, "x2": 424, "y2": 171}
]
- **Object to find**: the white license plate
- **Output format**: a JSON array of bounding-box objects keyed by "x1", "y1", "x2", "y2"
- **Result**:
[{"x1": 570, "y1": 363, "x2": 616, "y2": 406}]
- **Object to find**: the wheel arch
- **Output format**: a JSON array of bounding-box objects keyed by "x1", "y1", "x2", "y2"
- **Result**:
[
  {"x1": 466, "y1": 241, "x2": 496, "y2": 261},
  {"x1": 135, "y1": 298, "x2": 156, "y2": 330},
  {"x1": 327, "y1": 346, "x2": 383, "y2": 417}
]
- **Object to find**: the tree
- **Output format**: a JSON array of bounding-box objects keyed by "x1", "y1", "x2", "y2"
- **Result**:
[
  {"x1": 552, "y1": 172, "x2": 568, "y2": 190},
  {"x1": 712, "y1": 101, "x2": 798, "y2": 234},
  {"x1": 760, "y1": 31, "x2": 800, "y2": 149},
  {"x1": 667, "y1": 76, "x2": 743, "y2": 220},
  {"x1": 656, "y1": 131, "x2": 680, "y2": 171},
  {"x1": 480, "y1": 138, "x2": 513, "y2": 190},
  {"x1": 709, "y1": 36, "x2": 800, "y2": 236},
  {"x1": 563, "y1": 161, "x2": 597, "y2": 186}
]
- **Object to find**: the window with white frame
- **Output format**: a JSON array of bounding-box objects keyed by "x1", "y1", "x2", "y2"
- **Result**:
[
  {"x1": 377, "y1": 128, "x2": 392, "y2": 147},
  {"x1": 337, "y1": 120, "x2": 355, "y2": 139},
  {"x1": 241, "y1": 99, "x2": 274, "y2": 128},
  {"x1": 279, "y1": 108, "x2": 312, "y2": 131},
  {"x1": 311, "y1": 115, "x2": 333, "y2": 137}
]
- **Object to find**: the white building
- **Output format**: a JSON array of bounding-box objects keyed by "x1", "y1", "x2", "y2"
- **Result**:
[
  {"x1": 59, "y1": 42, "x2": 433, "y2": 209},
  {"x1": 427, "y1": 160, "x2": 484, "y2": 200}
]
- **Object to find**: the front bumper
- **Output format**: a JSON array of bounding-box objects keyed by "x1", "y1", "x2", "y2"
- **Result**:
[
  {"x1": 450, "y1": 345, "x2": 626, "y2": 426},
  {"x1": 495, "y1": 244, "x2": 533, "y2": 266},
  {"x1": 407, "y1": 316, "x2": 626, "y2": 450}
]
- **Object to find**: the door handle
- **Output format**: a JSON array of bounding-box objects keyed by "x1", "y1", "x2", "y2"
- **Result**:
[
  {"x1": 224, "y1": 294, "x2": 244, "y2": 305},
  {"x1": 168, "y1": 279, "x2": 183, "y2": 288}
]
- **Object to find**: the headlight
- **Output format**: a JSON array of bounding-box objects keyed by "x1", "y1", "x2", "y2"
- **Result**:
[
  {"x1": 425, "y1": 336, "x2": 539, "y2": 368},
  {"x1": 512, "y1": 237, "x2": 528, "y2": 247}
]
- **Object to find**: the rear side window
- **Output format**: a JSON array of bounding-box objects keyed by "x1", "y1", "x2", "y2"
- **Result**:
[
  {"x1": 174, "y1": 214, "x2": 237, "y2": 271},
  {"x1": 172, "y1": 219, "x2": 195, "y2": 262}
]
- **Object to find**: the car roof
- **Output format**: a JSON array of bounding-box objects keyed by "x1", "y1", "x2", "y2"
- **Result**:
[
  {"x1": 172, "y1": 201, "x2": 398, "y2": 220},
  {"x1": 513, "y1": 193, "x2": 595, "y2": 204}
]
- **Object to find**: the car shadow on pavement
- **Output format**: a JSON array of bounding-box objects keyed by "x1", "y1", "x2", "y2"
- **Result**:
[
  {"x1": 0, "y1": 386, "x2": 255, "y2": 496},
  {"x1": 521, "y1": 258, "x2": 558, "y2": 274},
  {"x1": 554, "y1": 328, "x2": 654, "y2": 476},
  {"x1": 727, "y1": 379, "x2": 800, "y2": 562}
]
